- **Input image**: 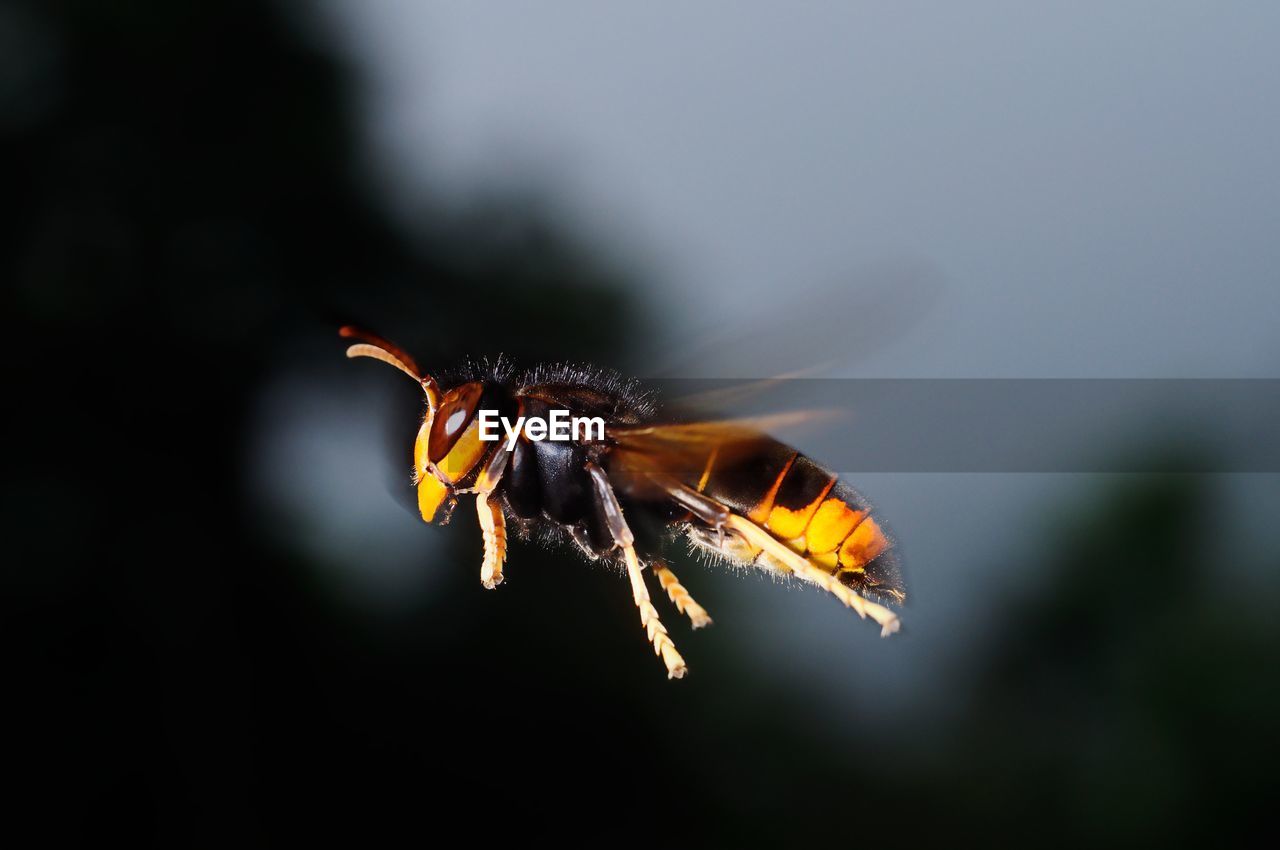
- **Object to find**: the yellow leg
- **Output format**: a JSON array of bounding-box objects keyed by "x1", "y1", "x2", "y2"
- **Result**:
[
  {"x1": 653, "y1": 561, "x2": 713, "y2": 629},
  {"x1": 724, "y1": 514, "x2": 900, "y2": 637},
  {"x1": 585, "y1": 462, "x2": 688, "y2": 679},
  {"x1": 476, "y1": 494, "x2": 506, "y2": 589},
  {"x1": 623, "y1": 545, "x2": 688, "y2": 679}
]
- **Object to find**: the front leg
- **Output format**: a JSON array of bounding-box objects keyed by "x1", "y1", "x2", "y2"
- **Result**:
[
  {"x1": 475, "y1": 447, "x2": 511, "y2": 589},
  {"x1": 476, "y1": 493, "x2": 506, "y2": 589}
]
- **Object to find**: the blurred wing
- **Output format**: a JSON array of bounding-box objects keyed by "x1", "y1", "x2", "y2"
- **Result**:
[
  {"x1": 630, "y1": 262, "x2": 942, "y2": 381},
  {"x1": 628, "y1": 265, "x2": 941, "y2": 426},
  {"x1": 608, "y1": 411, "x2": 835, "y2": 482},
  {"x1": 658, "y1": 369, "x2": 829, "y2": 422}
]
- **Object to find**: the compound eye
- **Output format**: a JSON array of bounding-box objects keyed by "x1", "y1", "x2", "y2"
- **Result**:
[{"x1": 428, "y1": 382, "x2": 484, "y2": 464}]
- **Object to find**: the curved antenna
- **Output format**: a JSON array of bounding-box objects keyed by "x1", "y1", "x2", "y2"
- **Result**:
[
  {"x1": 339, "y1": 326, "x2": 422, "y2": 375},
  {"x1": 345, "y1": 342, "x2": 421, "y2": 381},
  {"x1": 340, "y1": 326, "x2": 441, "y2": 411}
]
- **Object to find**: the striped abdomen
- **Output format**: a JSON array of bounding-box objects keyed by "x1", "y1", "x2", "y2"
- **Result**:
[{"x1": 693, "y1": 438, "x2": 904, "y2": 603}]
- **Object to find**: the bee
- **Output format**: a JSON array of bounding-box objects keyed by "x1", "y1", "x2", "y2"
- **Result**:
[{"x1": 341, "y1": 326, "x2": 903, "y2": 679}]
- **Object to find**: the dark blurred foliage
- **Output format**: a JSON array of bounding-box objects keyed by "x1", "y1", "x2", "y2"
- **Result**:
[
  {"x1": 4, "y1": 1, "x2": 1277, "y2": 846},
  {"x1": 913, "y1": 473, "x2": 1279, "y2": 845}
]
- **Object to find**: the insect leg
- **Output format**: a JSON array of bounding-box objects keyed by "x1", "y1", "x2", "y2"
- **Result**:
[
  {"x1": 586, "y1": 464, "x2": 688, "y2": 679},
  {"x1": 658, "y1": 477, "x2": 730, "y2": 526},
  {"x1": 622, "y1": 545, "x2": 688, "y2": 679},
  {"x1": 652, "y1": 560, "x2": 713, "y2": 629},
  {"x1": 654, "y1": 478, "x2": 900, "y2": 637},
  {"x1": 476, "y1": 494, "x2": 506, "y2": 589},
  {"x1": 568, "y1": 525, "x2": 600, "y2": 560},
  {"x1": 723, "y1": 514, "x2": 900, "y2": 637},
  {"x1": 475, "y1": 448, "x2": 511, "y2": 589}
]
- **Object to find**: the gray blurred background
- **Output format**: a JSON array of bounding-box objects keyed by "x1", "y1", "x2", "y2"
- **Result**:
[
  {"x1": 282, "y1": 0, "x2": 1279, "y2": 708},
  {"x1": 329, "y1": 0, "x2": 1280, "y2": 377},
  {"x1": 7, "y1": 1, "x2": 1278, "y2": 844}
]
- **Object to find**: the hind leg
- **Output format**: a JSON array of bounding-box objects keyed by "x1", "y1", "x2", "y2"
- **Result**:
[
  {"x1": 724, "y1": 514, "x2": 899, "y2": 636},
  {"x1": 659, "y1": 478, "x2": 899, "y2": 636}
]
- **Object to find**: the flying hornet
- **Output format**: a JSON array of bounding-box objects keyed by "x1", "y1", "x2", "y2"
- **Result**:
[{"x1": 340, "y1": 326, "x2": 903, "y2": 679}]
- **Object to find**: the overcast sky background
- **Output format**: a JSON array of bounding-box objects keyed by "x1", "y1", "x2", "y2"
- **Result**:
[
  {"x1": 258, "y1": 2, "x2": 1280, "y2": 714},
  {"x1": 323, "y1": 0, "x2": 1279, "y2": 380}
]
